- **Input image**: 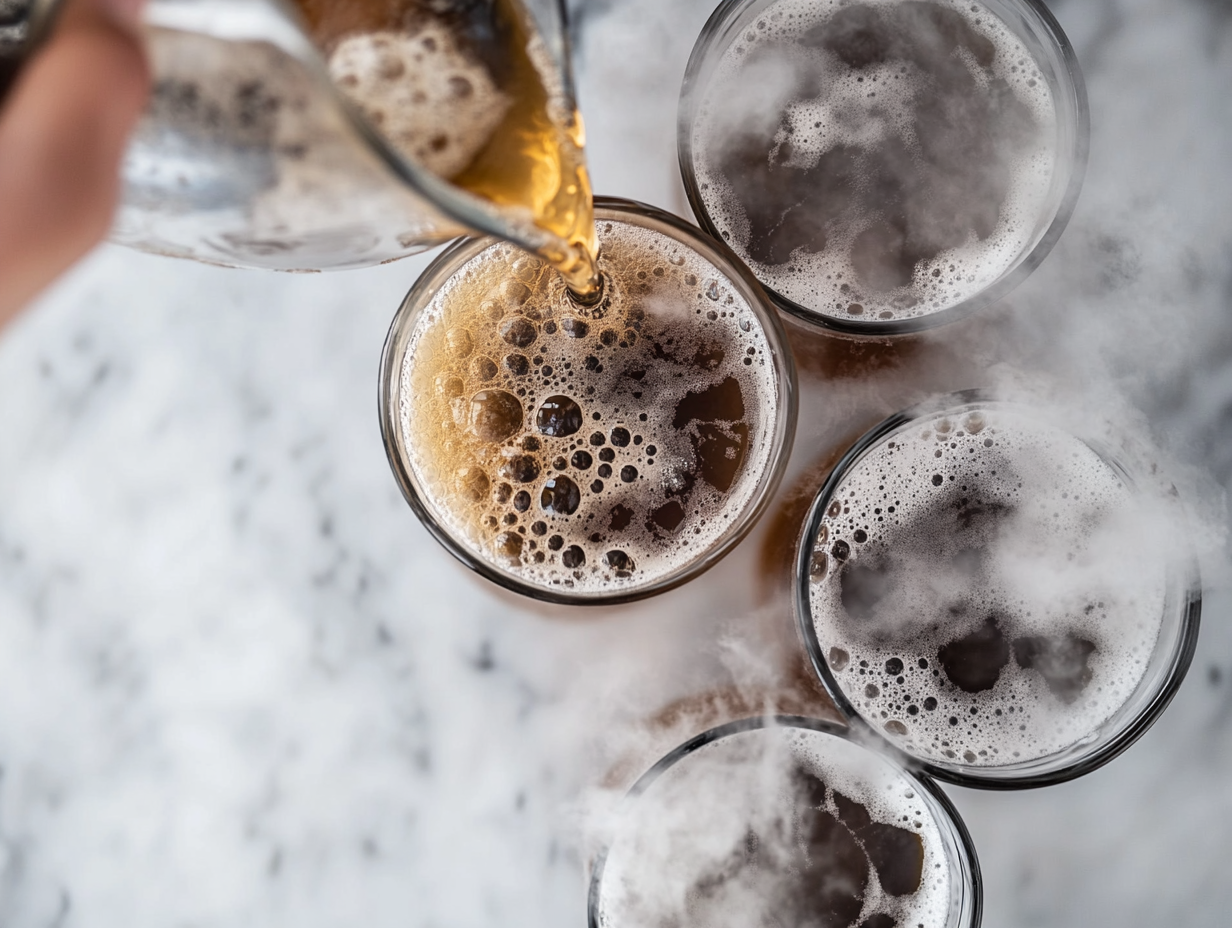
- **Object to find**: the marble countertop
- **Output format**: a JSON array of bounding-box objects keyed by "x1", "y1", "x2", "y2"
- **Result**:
[{"x1": 2, "y1": 0, "x2": 1231, "y2": 925}]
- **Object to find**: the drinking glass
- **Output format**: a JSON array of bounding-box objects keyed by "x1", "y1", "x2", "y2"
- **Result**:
[
  {"x1": 590, "y1": 716, "x2": 982, "y2": 928},
  {"x1": 379, "y1": 197, "x2": 797, "y2": 605},
  {"x1": 794, "y1": 392, "x2": 1201, "y2": 788},
  {"x1": 678, "y1": 0, "x2": 1089, "y2": 335}
]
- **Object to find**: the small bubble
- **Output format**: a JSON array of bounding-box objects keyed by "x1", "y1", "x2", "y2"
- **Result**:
[
  {"x1": 597, "y1": 464, "x2": 612, "y2": 478},
  {"x1": 571, "y1": 450, "x2": 593, "y2": 470},
  {"x1": 498, "y1": 455, "x2": 540, "y2": 484},
  {"x1": 446, "y1": 328, "x2": 473, "y2": 357},
  {"x1": 598, "y1": 448, "x2": 616, "y2": 463},
  {"x1": 562, "y1": 546, "x2": 586, "y2": 569},
  {"x1": 605, "y1": 550, "x2": 635, "y2": 575},
  {"x1": 501, "y1": 280, "x2": 531, "y2": 306},
  {"x1": 610, "y1": 427, "x2": 631, "y2": 447},
  {"x1": 541, "y1": 476, "x2": 581, "y2": 516},
  {"x1": 512, "y1": 491, "x2": 531, "y2": 513},
  {"x1": 470, "y1": 391, "x2": 523, "y2": 441},
  {"x1": 470, "y1": 356, "x2": 497, "y2": 381},
  {"x1": 590, "y1": 432, "x2": 606, "y2": 447},
  {"x1": 591, "y1": 480, "x2": 605, "y2": 493},
  {"x1": 810, "y1": 552, "x2": 828, "y2": 579},
  {"x1": 561, "y1": 316, "x2": 590, "y2": 338},
  {"x1": 493, "y1": 532, "x2": 522, "y2": 565},
  {"x1": 885, "y1": 658, "x2": 904, "y2": 675},
  {"x1": 501, "y1": 317, "x2": 537, "y2": 349},
  {"x1": 504, "y1": 354, "x2": 530, "y2": 376},
  {"x1": 536, "y1": 395, "x2": 583, "y2": 437},
  {"x1": 454, "y1": 467, "x2": 490, "y2": 503},
  {"x1": 548, "y1": 535, "x2": 564, "y2": 551},
  {"x1": 436, "y1": 375, "x2": 464, "y2": 397},
  {"x1": 531, "y1": 521, "x2": 547, "y2": 536},
  {"x1": 620, "y1": 466, "x2": 638, "y2": 483}
]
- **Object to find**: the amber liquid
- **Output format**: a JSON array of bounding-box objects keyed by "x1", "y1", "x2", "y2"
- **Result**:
[{"x1": 292, "y1": 0, "x2": 600, "y2": 298}]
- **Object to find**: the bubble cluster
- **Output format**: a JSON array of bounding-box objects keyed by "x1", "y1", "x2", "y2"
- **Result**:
[
  {"x1": 691, "y1": 0, "x2": 1060, "y2": 324},
  {"x1": 597, "y1": 726, "x2": 954, "y2": 928},
  {"x1": 397, "y1": 216, "x2": 782, "y2": 597},
  {"x1": 328, "y1": 25, "x2": 511, "y2": 179},
  {"x1": 807, "y1": 404, "x2": 1168, "y2": 767}
]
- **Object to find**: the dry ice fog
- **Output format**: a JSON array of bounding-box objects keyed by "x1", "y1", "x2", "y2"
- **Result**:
[
  {"x1": 1, "y1": 0, "x2": 1229, "y2": 927},
  {"x1": 573, "y1": 0, "x2": 1230, "y2": 925}
]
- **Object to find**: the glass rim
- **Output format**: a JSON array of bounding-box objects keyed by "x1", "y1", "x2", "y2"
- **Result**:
[
  {"x1": 586, "y1": 714, "x2": 984, "y2": 928},
  {"x1": 378, "y1": 195, "x2": 799, "y2": 606},
  {"x1": 791, "y1": 389, "x2": 1203, "y2": 790},
  {"x1": 676, "y1": 0, "x2": 1091, "y2": 337}
]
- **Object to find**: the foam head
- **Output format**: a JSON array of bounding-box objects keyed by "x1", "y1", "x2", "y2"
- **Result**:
[
  {"x1": 799, "y1": 397, "x2": 1199, "y2": 784},
  {"x1": 381, "y1": 200, "x2": 795, "y2": 603},
  {"x1": 683, "y1": 0, "x2": 1086, "y2": 332},
  {"x1": 591, "y1": 720, "x2": 978, "y2": 928}
]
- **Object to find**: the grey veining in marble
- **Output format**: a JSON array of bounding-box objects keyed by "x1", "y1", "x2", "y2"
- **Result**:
[{"x1": 1, "y1": 0, "x2": 1231, "y2": 926}]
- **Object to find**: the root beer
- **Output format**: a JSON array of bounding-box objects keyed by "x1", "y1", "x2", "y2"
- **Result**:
[
  {"x1": 687, "y1": 0, "x2": 1059, "y2": 328},
  {"x1": 386, "y1": 203, "x2": 791, "y2": 601}
]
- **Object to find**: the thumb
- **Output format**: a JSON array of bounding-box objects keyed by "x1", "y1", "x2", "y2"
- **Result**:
[{"x1": 0, "y1": 0, "x2": 150, "y2": 325}]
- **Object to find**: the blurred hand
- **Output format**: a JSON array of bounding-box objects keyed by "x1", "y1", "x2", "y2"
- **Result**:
[{"x1": 0, "y1": 0, "x2": 149, "y2": 327}]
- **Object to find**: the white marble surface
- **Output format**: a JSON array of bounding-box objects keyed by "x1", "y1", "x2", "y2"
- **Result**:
[{"x1": 1, "y1": 0, "x2": 1231, "y2": 925}]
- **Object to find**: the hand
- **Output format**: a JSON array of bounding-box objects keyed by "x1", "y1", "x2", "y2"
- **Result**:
[{"x1": 0, "y1": 0, "x2": 149, "y2": 327}]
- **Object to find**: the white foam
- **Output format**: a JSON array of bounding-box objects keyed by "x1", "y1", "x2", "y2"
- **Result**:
[
  {"x1": 396, "y1": 216, "x2": 783, "y2": 597},
  {"x1": 596, "y1": 725, "x2": 954, "y2": 928},
  {"x1": 807, "y1": 403, "x2": 1169, "y2": 766},
  {"x1": 691, "y1": 0, "x2": 1060, "y2": 323},
  {"x1": 328, "y1": 25, "x2": 511, "y2": 179}
]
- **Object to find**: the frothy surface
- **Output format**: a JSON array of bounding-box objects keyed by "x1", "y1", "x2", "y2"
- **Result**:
[
  {"x1": 596, "y1": 726, "x2": 954, "y2": 928},
  {"x1": 806, "y1": 403, "x2": 1167, "y2": 767},
  {"x1": 328, "y1": 26, "x2": 511, "y2": 179},
  {"x1": 691, "y1": 0, "x2": 1059, "y2": 324},
  {"x1": 396, "y1": 216, "x2": 782, "y2": 597}
]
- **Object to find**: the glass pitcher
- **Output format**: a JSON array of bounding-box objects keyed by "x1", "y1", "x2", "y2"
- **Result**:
[{"x1": 113, "y1": 0, "x2": 595, "y2": 279}]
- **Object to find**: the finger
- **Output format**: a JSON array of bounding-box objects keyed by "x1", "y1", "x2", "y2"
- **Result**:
[{"x1": 0, "y1": 0, "x2": 150, "y2": 324}]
